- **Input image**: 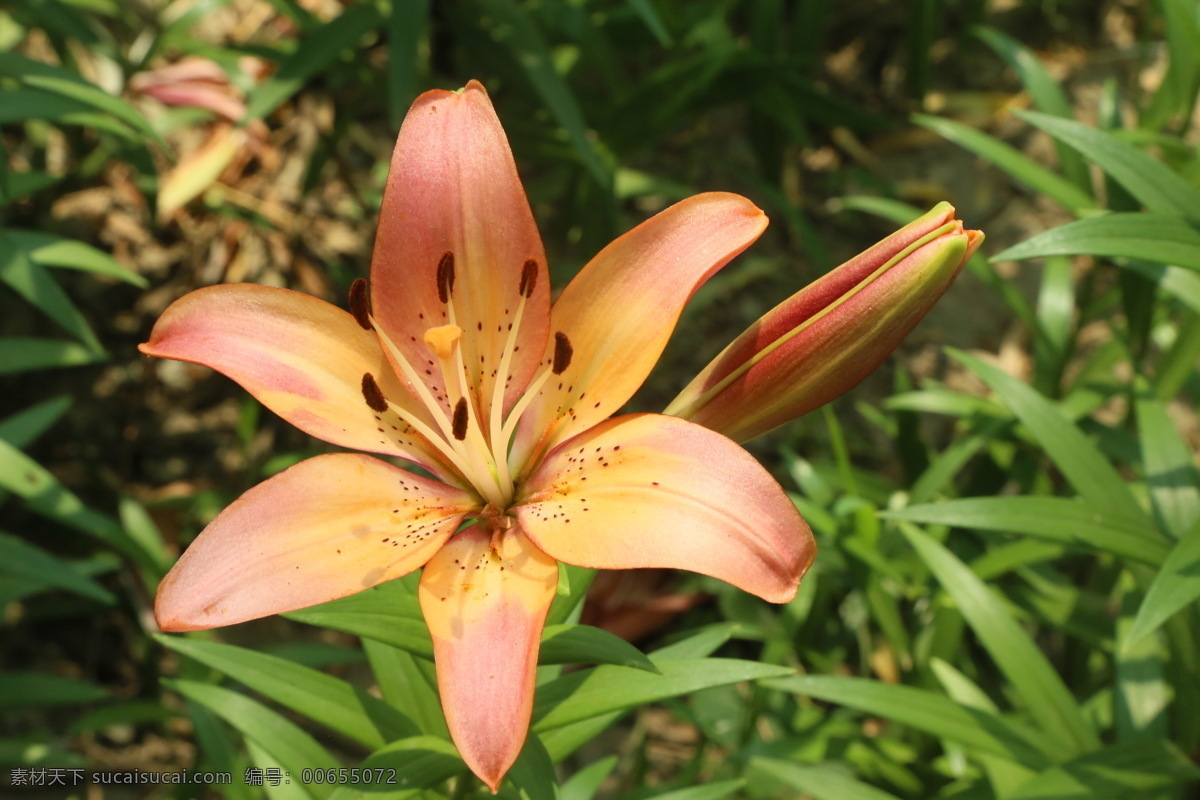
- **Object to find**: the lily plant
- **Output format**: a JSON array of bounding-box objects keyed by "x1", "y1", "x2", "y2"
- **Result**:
[{"x1": 142, "y1": 81, "x2": 981, "y2": 791}]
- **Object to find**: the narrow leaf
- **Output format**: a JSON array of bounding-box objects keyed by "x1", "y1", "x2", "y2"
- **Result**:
[
  {"x1": 753, "y1": 758, "x2": 901, "y2": 800},
  {"x1": 156, "y1": 637, "x2": 417, "y2": 749},
  {"x1": 764, "y1": 675, "x2": 1052, "y2": 768},
  {"x1": 1014, "y1": 110, "x2": 1200, "y2": 219},
  {"x1": 900, "y1": 524, "x2": 1100, "y2": 755},
  {"x1": 949, "y1": 348, "x2": 1148, "y2": 523},
  {"x1": 884, "y1": 497, "x2": 1169, "y2": 565},
  {"x1": 167, "y1": 679, "x2": 339, "y2": 799},
  {"x1": 1005, "y1": 740, "x2": 1200, "y2": 800},
  {"x1": 992, "y1": 213, "x2": 1200, "y2": 272},
  {"x1": 0, "y1": 532, "x2": 115, "y2": 603},
  {"x1": 1124, "y1": 517, "x2": 1200, "y2": 648},
  {"x1": 913, "y1": 113, "x2": 1095, "y2": 214},
  {"x1": 540, "y1": 624, "x2": 659, "y2": 673},
  {"x1": 533, "y1": 658, "x2": 792, "y2": 732}
]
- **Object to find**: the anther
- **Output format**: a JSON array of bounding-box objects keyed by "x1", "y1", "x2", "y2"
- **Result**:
[
  {"x1": 518, "y1": 259, "x2": 538, "y2": 298},
  {"x1": 361, "y1": 373, "x2": 388, "y2": 412},
  {"x1": 348, "y1": 279, "x2": 372, "y2": 330},
  {"x1": 452, "y1": 397, "x2": 469, "y2": 440},
  {"x1": 436, "y1": 251, "x2": 456, "y2": 303},
  {"x1": 552, "y1": 332, "x2": 573, "y2": 375}
]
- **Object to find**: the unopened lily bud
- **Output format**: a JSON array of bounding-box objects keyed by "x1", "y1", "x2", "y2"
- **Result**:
[{"x1": 666, "y1": 202, "x2": 983, "y2": 442}]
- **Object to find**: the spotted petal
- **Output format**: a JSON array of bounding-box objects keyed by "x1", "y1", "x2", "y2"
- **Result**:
[
  {"x1": 371, "y1": 80, "x2": 551, "y2": 427},
  {"x1": 512, "y1": 193, "x2": 767, "y2": 471},
  {"x1": 515, "y1": 414, "x2": 813, "y2": 602},
  {"x1": 140, "y1": 283, "x2": 453, "y2": 476},
  {"x1": 156, "y1": 454, "x2": 476, "y2": 631},
  {"x1": 418, "y1": 524, "x2": 558, "y2": 792}
]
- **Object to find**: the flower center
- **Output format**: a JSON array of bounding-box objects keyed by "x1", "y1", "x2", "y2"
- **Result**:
[{"x1": 354, "y1": 253, "x2": 571, "y2": 510}]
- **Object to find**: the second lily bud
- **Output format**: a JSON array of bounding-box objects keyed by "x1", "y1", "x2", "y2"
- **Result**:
[{"x1": 666, "y1": 202, "x2": 983, "y2": 442}]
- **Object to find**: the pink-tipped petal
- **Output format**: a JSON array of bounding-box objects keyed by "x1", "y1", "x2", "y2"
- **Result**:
[
  {"x1": 515, "y1": 414, "x2": 813, "y2": 603},
  {"x1": 156, "y1": 454, "x2": 477, "y2": 631},
  {"x1": 140, "y1": 283, "x2": 452, "y2": 476},
  {"x1": 418, "y1": 525, "x2": 557, "y2": 792},
  {"x1": 511, "y1": 193, "x2": 768, "y2": 471},
  {"x1": 371, "y1": 81, "x2": 550, "y2": 429}
]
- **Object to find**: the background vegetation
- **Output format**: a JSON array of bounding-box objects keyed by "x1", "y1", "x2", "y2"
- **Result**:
[{"x1": 2, "y1": 0, "x2": 1199, "y2": 798}]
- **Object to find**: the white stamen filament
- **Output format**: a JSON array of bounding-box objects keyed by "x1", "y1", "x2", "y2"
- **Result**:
[{"x1": 371, "y1": 313, "x2": 506, "y2": 505}]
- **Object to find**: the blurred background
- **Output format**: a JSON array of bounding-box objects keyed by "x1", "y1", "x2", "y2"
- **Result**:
[{"x1": 3, "y1": 0, "x2": 1200, "y2": 798}]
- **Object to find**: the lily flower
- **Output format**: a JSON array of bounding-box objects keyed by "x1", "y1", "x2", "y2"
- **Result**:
[
  {"x1": 666, "y1": 203, "x2": 983, "y2": 442},
  {"x1": 142, "y1": 81, "x2": 815, "y2": 790}
]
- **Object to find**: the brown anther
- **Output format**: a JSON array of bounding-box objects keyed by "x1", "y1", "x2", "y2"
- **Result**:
[
  {"x1": 361, "y1": 373, "x2": 388, "y2": 412},
  {"x1": 436, "y1": 251, "x2": 456, "y2": 303},
  {"x1": 348, "y1": 278, "x2": 372, "y2": 330},
  {"x1": 452, "y1": 397, "x2": 469, "y2": 440},
  {"x1": 552, "y1": 331, "x2": 573, "y2": 375},
  {"x1": 518, "y1": 259, "x2": 538, "y2": 298}
]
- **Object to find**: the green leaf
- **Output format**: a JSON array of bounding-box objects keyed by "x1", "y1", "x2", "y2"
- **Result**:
[
  {"x1": 1122, "y1": 261, "x2": 1200, "y2": 315},
  {"x1": 472, "y1": 0, "x2": 611, "y2": 188},
  {"x1": 0, "y1": 232, "x2": 102, "y2": 352},
  {"x1": 507, "y1": 735, "x2": 557, "y2": 800},
  {"x1": 653, "y1": 622, "x2": 745, "y2": 659},
  {"x1": 4, "y1": 229, "x2": 146, "y2": 286},
  {"x1": 559, "y1": 756, "x2": 617, "y2": 800},
  {"x1": 643, "y1": 780, "x2": 745, "y2": 800},
  {"x1": 0, "y1": 394, "x2": 71, "y2": 449},
  {"x1": 948, "y1": 348, "x2": 1148, "y2": 524},
  {"x1": 752, "y1": 758, "x2": 901, "y2": 800},
  {"x1": 0, "y1": 437, "x2": 147, "y2": 565},
  {"x1": 167, "y1": 679, "x2": 339, "y2": 799},
  {"x1": 244, "y1": 4, "x2": 383, "y2": 121},
  {"x1": 1134, "y1": 387, "x2": 1200, "y2": 538},
  {"x1": 972, "y1": 26, "x2": 1089, "y2": 191},
  {"x1": 1004, "y1": 740, "x2": 1200, "y2": 799},
  {"x1": 324, "y1": 737, "x2": 463, "y2": 800},
  {"x1": 540, "y1": 624, "x2": 658, "y2": 673},
  {"x1": 913, "y1": 113, "x2": 1096, "y2": 214},
  {"x1": 763, "y1": 675, "x2": 1052, "y2": 768},
  {"x1": 156, "y1": 636, "x2": 418, "y2": 749},
  {"x1": 899, "y1": 524, "x2": 1100, "y2": 755},
  {"x1": 1124, "y1": 517, "x2": 1200, "y2": 648},
  {"x1": 0, "y1": 337, "x2": 105, "y2": 374},
  {"x1": 883, "y1": 497, "x2": 1170, "y2": 565},
  {"x1": 532, "y1": 658, "x2": 792, "y2": 732},
  {"x1": 385, "y1": 0, "x2": 429, "y2": 126},
  {"x1": 1014, "y1": 110, "x2": 1200, "y2": 220},
  {"x1": 283, "y1": 581, "x2": 433, "y2": 658},
  {"x1": 0, "y1": 52, "x2": 162, "y2": 145},
  {"x1": 625, "y1": 0, "x2": 672, "y2": 45},
  {"x1": 0, "y1": 672, "x2": 109, "y2": 709},
  {"x1": 992, "y1": 213, "x2": 1200, "y2": 271},
  {"x1": 0, "y1": 88, "x2": 139, "y2": 139},
  {"x1": 0, "y1": 531, "x2": 115, "y2": 603}
]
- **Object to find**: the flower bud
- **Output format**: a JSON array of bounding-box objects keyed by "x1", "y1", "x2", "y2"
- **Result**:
[{"x1": 666, "y1": 202, "x2": 983, "y2": 442}]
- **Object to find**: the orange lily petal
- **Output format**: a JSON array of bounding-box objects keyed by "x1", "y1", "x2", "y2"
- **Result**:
[
  {"x1": 140, "y1": 283, "x2": 453, "y2": 477},
  {"x1": 511, "y1": 193, "x2": 767, "y2": 471},
  {"x1": 370, "y1": 81, "x2": 550, "y2": 428},
  {"x1": 417, "y1": 524, "x2": 557, "y2": 792},
  {"x1": 156, "y1": 453, "x2": 476, "y2": 631},
  {"x1": 515, "y1": 414, "x2": 813, "y2": 603}
]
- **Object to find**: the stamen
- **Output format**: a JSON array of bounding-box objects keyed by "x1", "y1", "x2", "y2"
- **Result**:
[
  {"x1": 452, "y1": 398, "x2": 469, "y2": 441},
  {"x1": 518, "y1": 259, "x2": 538, "y2": 298},
  {"x1": 552, "y1": 332, "x2": 573, "y2": 375},
  {"x1": 361, "y1": 373, "x2": 388, "y2": 412},
  {"x1": 348, "y1": 279, "x2": 372, "y2": 330},
  {"x1": 436, "y1": 251, "x2": 455, "y2": 303}
]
